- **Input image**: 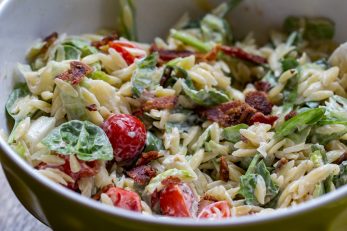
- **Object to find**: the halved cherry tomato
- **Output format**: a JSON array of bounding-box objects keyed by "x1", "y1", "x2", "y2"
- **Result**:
[
  {"x1": 198, "y1": 200, "x2": 231, "y2": 219},
  {"x1": 109, "y1": 41, "x2": 144, "y2": 65},
  {"x1": 159, "y1": 183, "x2": 197, "y2": 217},
  {"x1": 102, "y1": 114, "x2": 147, "y2": 166},
  {"x1": 105, "y1": 186, "x2": 142, "y2": 212}
]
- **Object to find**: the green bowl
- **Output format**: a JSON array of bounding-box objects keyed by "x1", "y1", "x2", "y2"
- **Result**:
[{"x1": 0, "y1": 0, "x2": 347, "y2": 230}]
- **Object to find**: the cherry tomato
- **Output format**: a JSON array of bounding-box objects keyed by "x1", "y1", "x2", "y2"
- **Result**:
[
  {"x1": 159, "y1": 183, "x2": 197, "y2": 217},
  {"x1": 102, "y1": 114, "x2": 147, "y2": 166},
  {"x1": 198, "y1": 201, "x2": 231, "y2": 219},
  {"x1": 105, "y1": 186, "x2": 142, "y2": 212},
  {"x1": 109, "y1": 41, "x2": 144, "y2": 65}
]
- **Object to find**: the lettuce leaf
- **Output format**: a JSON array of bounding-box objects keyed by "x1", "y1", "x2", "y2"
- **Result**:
[{"x1": 42, "y1": 120, "x2": 113, "y2": 161}]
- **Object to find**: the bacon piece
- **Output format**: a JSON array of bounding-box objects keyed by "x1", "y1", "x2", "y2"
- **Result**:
[
  {"x1": 91, "y1": 33, "x2": 118, "y2": 49},
  {"x1": 245, "y1": 91, "x2": 273, "y2": 115},
  {"x1": 126, "y1": 165, "x2": 157, "y2": 186},
  {"x1": 135, "y1": 151, "x2": 162, "y2": 166},
  {"x1": 249, "y1": 112, "x2": 278, "y2": 125},
  {"x1": 86, "y1": 104, "x2": 97, "y2": 111},
  {"x1": 160, "y1": 66, "x2": 174, "y2": 87},
  {"x1": 220, "y1": 45, "x2": 267, "y2": 65},
  {"x1": 275, "y1": 158, "x2": 288, "y2": 173},
  {"x1": 37, "y1": 155, "x2": 100, "y2": 191},
  {"x1": 142, "y1": 96, "x2": 178, "y2": 112},
  {"x1": 219, "y1": 156, "x2": 229, "y2": 182},
  {"x1": 285, "y1": 111, "x2": 297, "y2": 121},
  {"x1": 151, "y1": 45, "x2": 194, "y2": 62},
  {"x1": 200, "y1": 100, "x2": 256, "y2": 127},
  {"x1": 254, "y1": 81, "x2": 272, "y2": 92},
  {"x1": 56, "y1": 61, "x2": 93, "y2": 85},
  {"x1": 333, "y1": 152, "x2": 347, "y2": 165},
  {"x1": 40, "y1": 32, "x2": 58, "y2": 55},
  {"x1": 161, "y1": 176, "x2": 182, "y2": 187}
]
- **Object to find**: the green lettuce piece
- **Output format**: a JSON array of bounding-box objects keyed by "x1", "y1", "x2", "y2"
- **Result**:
[
  {"x1": 144, "y1": 131, "x2": 163, "y2": 152},
  {"x1": 118, "y1": 0, "x2": 137, "y2": 41},
  {"x1": 281, "y1": 57, "x2": 299, "y2": 72},
  {"x1": 131, "y1": 53, "x2": 158, "y2": 97},
  {"x1": 41, "y1": 120, "x2": 113, "y2": 161},
  {"x1": 144, "y1": 169, "x2": 196, "y2": 194},
  {"x1": 170, "y1": 29, "x2": 212, "y2": 53},
  {"x1": 63, "y1": 38, "x2": 97, "y2": 57},
  {"x1": 283, "y1": 16, "x2": 335, "y2": 41},
  {"x1": 223, "y1": 124, "x2": 248, "y2": 143},
  {"x1": 201, "y1": 14, "x2": 231, "y2": 44},
  {"x1": 275, "y1": 108, "x2": 325, "y2": 139},
  {"x1": 325, "y1": 95, "x2": 347, "y2": 121},
  {"x1": 212, "y1": 0, "x2": 243, "y2": 18},
  {"x1": 334, "y1": 161, "x2": 347, "y2": 188},
  {"x1": 6, "y1": 83, "x2": 31, "y2": 121},
  {"x1": 239, "y1": 154, "x2": 279, "y2": 205},
  {"x1": 182, "y1": 82, "x2": 229, "y2": 107}
]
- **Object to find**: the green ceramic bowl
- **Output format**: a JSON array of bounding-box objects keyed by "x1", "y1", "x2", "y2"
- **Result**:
[{"x1": 0, "y1": 0, "x2": 347, "y2": 230}]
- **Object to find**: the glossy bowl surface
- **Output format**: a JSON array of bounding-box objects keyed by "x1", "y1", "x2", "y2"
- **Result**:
[{"x1": 1, "y1": 0, "x2": 347, "y2": 230}]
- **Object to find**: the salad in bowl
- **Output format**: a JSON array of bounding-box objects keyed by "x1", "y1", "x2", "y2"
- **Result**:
[{"x1": 4, "y1": 0, "x2": 347, "y2": 220}]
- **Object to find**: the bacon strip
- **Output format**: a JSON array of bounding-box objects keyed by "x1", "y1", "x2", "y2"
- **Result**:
[
  {"x1": 126, "y1": 165, "x2": 157, "y2": 186},
  {"x1": 284, "y1": 111, "x2": 297, "y2": 121},
  {"x1": 220, "y1": 45, "x2": 267, "y2": 65},
  {"x1": 56, "y1": 61, "x2": 93, "y2": 85},
  {"x1": 200, "y1": 100, "x2": 256, "y2": 127},
  {"x1": 333, "y1": 152, "x2": 347, "y2": 165},
  {"x1": 219, "y1": 156, "x2": 229, "y2": 182},
  {"x1": 135, "y1": 151, "x2": 162, "y2": 166},
  {"x1": 142, "y1": 96, "x2": 178, "y2": 112},
  {"x1": 254, "y1": 81, "x2": 272, "y2": 92},
  {"x1": 151, "y1": 45, "x2": 194, "y2": 62},
  {"x1": 91, "y1": 33, "x2": 118, "y2": 49},
  {"x1": 245, "y1": 91, "x2": 273, "y2": 115},
  {"x1": 249, "y1": 112, "x2": 278, "y2": 125}
]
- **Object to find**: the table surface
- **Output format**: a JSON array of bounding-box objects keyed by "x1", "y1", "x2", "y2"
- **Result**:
[{"x1": 0, "y1": 166, "x2": 50, "y2": 231}]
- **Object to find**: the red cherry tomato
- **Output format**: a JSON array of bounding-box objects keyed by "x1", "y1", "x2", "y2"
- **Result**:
[
  {"x1": 109, "y1": 41, "x2": 144, "y2": 65},
  {"x1": 159, "y1": 183, "x2": 197, "y2": 217},
  {"x1": 102, "y1": 114, "x2": 147, "y2": 166},
  {"x1": 105, "y1": 186, "x2": 142, "y2": 212},
  {"x1": 198, "y1": 201, "x2": 231, "y2": 219}
]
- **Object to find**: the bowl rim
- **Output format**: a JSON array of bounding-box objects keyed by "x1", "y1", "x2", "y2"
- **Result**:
[{"x1": 1, "y1": 0, "x2": 347, "y2": 227}]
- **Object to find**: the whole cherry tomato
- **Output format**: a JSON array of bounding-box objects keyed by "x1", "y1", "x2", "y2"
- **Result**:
[
  {"x1": 198, "y1": 200, "x2": 231, "y2": 219},
  {"x1": 102, "y1": 114, "x2": 147, "y2": 166},
  {"x1": 105, "y1": 186, "x2": 142, "y2": 212},
  {"x1": 159, "y1": 183, "x2": 197, "y2": 217}
]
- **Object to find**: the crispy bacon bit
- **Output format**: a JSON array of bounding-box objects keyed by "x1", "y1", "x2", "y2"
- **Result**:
[
  {"x1": 254, "y1": 81, "x2": 272, "y2": 92},
  {"x1": 91, "y1": 33, "x2": 118, "y2": 49},
  {"x1": 151, "y1": 45, "x2": 194, "y2": 62},
  {"x1": 143, "y1": 96, "x2": 178, "y2": 112},
  {"x1": 126, "y1": 165, "x2": 157, "y2": 186},
  {"x1": 249, "y1": 112, "x2": 278, "y2": 125},
  {"x1": 333, "y1": 152, "x2": 347, "y2": 165},
  {"x1": 220, "y1": 45, "x2": 267, "y2": 65},
  {"x1": 285, "y1": 111, "x2": 297, "y2": 121},
  {"x1": 135, "y1": 151, "x2": 162, "y2": 166},
  {"x1": 196, "y1": 45, "x2": 220, "y2": 62},
  {"x1": 37, "y1": 155, "x2": 100, "y2": 191},
  {"x1": 86, "y1": 104, "x2": 97, "y2": 111},
  {"x1": 201, "y1": 100, "x2": 256, "y2": 127},
  {"x1": 219, "y1": 156, "x2": 230, "y2": 182},
  {"x1": 275, "y1": 158, "x2": 288, "y2": 173},
  {"x1": 161, "y1": 176, "x2": 182, "y2": 187},
  {"x1": 92, "y1": 184, "x2": 114, "y2": 200},
  {"x1": 160, "y1": 66, "x2": 174, "y2": 87},
  {"x1": 245, "y1": 91, "x2": 273, "y2": 115},
  {"x1": 56, "y1": 61, "x2": 93, "y2": 85},
  {"x1": 40, "y1": 32, "x2": 58, "y2": 55}
]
